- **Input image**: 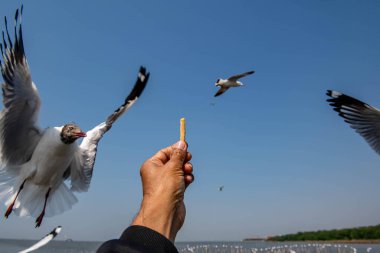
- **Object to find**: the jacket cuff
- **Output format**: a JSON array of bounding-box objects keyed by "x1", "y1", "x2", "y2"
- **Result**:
[{"x1": 119, "y1": 225, "x2": 178, "y2": 253}]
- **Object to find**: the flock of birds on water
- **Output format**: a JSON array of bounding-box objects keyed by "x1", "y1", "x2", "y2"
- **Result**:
[
  {"x1": 177, "y1": 243, "x2": 372, "y2": 253},
  {"x1": 0, "y1": 5, "x2": 379, "y2": 253}
]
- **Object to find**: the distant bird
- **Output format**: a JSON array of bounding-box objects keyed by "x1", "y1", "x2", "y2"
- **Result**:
[
  {"x1": 218, "y1": 185, "x2": 224, "y2": 191},
  {"x1": 0, "y1": 7, "x2": 149, "y2": 227},
  {"x1": 18, "y1": 226, "x2": 62, "y2": 253},
  {"x1": 326, "y1": 90, "x2": 380, "y2": 155},
  {"x1": 214, "y1": 70, "x2": 254, "y2": 97}
]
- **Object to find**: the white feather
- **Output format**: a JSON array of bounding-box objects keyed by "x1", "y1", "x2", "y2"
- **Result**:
[{"x1": 18, "y1": 226, "x2": 62, "y2": 253}]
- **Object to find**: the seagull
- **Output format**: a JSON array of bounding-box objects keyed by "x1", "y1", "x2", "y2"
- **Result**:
[
  {"x1": 214, "y1": 70, "x2": 254, "y2": 97},
  {"x1": 0, "y1": 7, "x2": 149, "y2": 227},
  {"x1": 326, "y1": 90, "x2": 380, "y2": 155},
  {"x1": 18, "y1": 226, "x2": 62, "y2": 253},
  {"x1": 218, "y1": 185, "x2": 224, "y2": 191}
]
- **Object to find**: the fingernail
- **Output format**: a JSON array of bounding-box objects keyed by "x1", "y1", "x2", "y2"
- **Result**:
[{"x1": 176, "y1": 141, "x2": 187, "y2": 150}]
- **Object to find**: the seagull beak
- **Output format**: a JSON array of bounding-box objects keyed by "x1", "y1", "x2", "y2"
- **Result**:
[{"x1": 74, "y1": 131, "x2": 87, "y2": 138}]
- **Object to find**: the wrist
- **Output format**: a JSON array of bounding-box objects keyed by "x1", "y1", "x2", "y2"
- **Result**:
[{"x1": 131, "y1": 195, "x2": 177, "y2": 242}]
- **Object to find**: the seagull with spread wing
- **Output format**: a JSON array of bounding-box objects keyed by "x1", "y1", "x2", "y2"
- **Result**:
[
  {"x1": 326, "y1": 90, "x2": 380, "y2": 155},
  {"x1": 214, "y1": 70, "x2": 254, "y2": 97},
  {"x1": 18, "y1": 226, "x2": 62, "y2": 253},
  {"x1": 0, "y1": 7, "x2": 150, "y2": 227}
]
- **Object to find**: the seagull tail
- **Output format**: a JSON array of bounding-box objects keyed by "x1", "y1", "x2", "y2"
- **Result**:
[
  {"x1": 0, "y1": 163, "x2": 78, "y2": 218},
  {"x1": 1, "y1": 178, "x2": 78, "y2": 218},
  {"x1": 0, "y1": 164, "x2": 21, "y2": 208}
]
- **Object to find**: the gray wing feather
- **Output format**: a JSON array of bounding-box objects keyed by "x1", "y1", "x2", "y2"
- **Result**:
[
  {"x1": 69, "y1": 124, "x2": 107, "y2": 192},
  {"x1": 68, "y1": 66, "x2": 149, "y2": 192},
  {"x1": 227, "y1": 70, "x2": 255, "y2": 82},
  {"x1": 0, "y1": 8, "x2": 42, "y2": 165},
  {"x1": 327, "y1": 90, "x2": 380, "y2": 155},
  {"x1": 214, "y1": 86, "x2": 229, "y2": 97}
]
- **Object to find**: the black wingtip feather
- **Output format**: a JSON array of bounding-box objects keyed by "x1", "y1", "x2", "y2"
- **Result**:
[
  {"x1": 125, "y1": 65, "x2": 149, "y2": 101},
  {"x1": 14, "y1": 9, "x2": 19, "y2": 22},
  {"x1": 327, "y1": 91, "x2": 366, "y2": 107},
  {"x1": 0, "y1": 6, "x2": 27, "y2": 84},
  {"x1": 2, "y1": 31, "x2": 7, "y2": 50},
  {"x1": 4, "y1": 17, "x2": 12, "y2": 49},
  {"x1": 326, "y1": 90, "x2": 374, "y2": 124},
  {"x1": 18, "y1": 24, "x2": 24, "y2": 57},
  {"x1": 105, "y1": 66, "x2": 150, "y2": 127},
  {"x1": 12, "y1": 6, "x2": 25, "y2": 63}
]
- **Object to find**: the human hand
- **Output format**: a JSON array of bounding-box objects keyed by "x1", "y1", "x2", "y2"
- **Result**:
[{"x1": 131, "y1": 141, "x2": 194, "y2": 242}]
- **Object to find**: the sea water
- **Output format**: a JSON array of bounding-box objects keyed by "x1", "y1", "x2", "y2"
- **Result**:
[
  {"x1": 0, "y1": 239, "x2": 378, "y2": 253},
  {"x1": 0, "y1": 239, "x2": 101, "y2": 253}
]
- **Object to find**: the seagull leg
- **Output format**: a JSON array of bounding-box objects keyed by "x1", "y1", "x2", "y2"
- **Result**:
[
  {"x1": 35, "y1": 187, "x2": 51, "y2": 228},
  {"x1": 4, "y1": 179, "x2": 26, "y2": 219}
]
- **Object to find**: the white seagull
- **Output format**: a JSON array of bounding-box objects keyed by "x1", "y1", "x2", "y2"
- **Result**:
[
  {"x1": 18, "y1": 226, "x2": 62, "y2": 253},
  {"x1": 0, "y1": 7, "x2": 150, "y2": 227},
  {"x1": 326, "y1": 90, "x2": 380, "y2": 155},
  {"x1": 214, "y1": 70, "x2": 254, "y2": 97}
]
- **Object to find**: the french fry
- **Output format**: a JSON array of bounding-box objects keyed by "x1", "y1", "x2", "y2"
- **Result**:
[{"x1": 180, "y1": 118, "x2": 186, "y2": 142}]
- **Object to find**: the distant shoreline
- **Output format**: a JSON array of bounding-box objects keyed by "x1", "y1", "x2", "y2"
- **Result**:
[{"x1": 242, "y1": 238, "x2": 266, "y2": 241}]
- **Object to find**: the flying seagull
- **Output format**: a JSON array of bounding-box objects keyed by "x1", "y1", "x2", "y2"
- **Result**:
[
  {"x1": 326, "y1": 90, "x2": 380, "y2": 155},
  {"x1": 18, "y1": 226, "x2": 62, "y2": 253},
  {"x1": 218, "y1": 185, "x2": 224, "y2": 192},
  {"x1": 214, "y1": 70, "x2": 254, "y2": 97},
  {"x1": 0, "y1": 6, "x2": 150, "y2": 227}
]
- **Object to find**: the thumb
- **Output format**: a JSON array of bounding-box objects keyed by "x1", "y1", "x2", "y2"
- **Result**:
[{"x1": 168, "y1": 141, "x2": 187, "y2": 169}]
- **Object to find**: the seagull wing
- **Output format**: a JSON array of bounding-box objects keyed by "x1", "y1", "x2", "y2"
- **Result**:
[
  {"x1": 327, "y1": 90, "x2": 380, "y2": 155},
  {"x1": 105, "y1": 66, "x2": 149, "y2": 127},
  {"x1": 18, "y1": 226, "x2": 62, "y2": 253},
  {"x1": 68, "y1": 66, "x2": 149, "y2": 192},
  {"x1": 0, "y1": 8, "x2": 42, "y2": 165},
  {"x1": 214, "y1": 86, "x2": 229, "y2": 97},
  {"x1": 227, "y1": 70, "x2": 255, "y2": 82}
]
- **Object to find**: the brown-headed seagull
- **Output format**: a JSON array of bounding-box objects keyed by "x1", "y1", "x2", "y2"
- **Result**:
[
  {"x1": 214, "y1": 70, "x2": 255, "y2": 97},
  {"x1": 0, "y1": 6, "x2": 149, "y2": 227}
]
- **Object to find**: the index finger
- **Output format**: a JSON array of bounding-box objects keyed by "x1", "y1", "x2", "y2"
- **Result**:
[{"x1": 150, "y1": 141, "x2": 188, "y2": 166}]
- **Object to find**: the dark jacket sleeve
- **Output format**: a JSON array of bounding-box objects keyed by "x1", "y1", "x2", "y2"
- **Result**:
[{"x1": 96, "y1": 225, "x2": 179, "y2": 253}]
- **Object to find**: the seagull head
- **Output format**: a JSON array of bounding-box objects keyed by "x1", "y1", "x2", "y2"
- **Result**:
[
  {"x1": 60, "y1": 123, "x2": 87, "y2": 144},
  {"x1": 215, "y1": 79, "x2": 221, "y2": 86}
]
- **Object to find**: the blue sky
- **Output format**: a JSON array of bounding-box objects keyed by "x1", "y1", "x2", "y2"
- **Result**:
[{"x1": 0, "y1": 0, "x2": 380, "y2": 242}]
